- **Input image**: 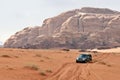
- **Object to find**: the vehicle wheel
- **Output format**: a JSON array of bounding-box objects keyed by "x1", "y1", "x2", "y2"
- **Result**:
[
  {"x1": 84, "y1": 60, "x2": 88, "y2": 63},
  {"x1": 76, "y1": 60, "x2": 79, "y2": 63}
]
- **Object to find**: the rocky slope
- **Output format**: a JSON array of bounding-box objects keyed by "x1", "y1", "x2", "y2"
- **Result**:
[{"x1": 4, "y1": 7, "x2": 120, "y2": 49}]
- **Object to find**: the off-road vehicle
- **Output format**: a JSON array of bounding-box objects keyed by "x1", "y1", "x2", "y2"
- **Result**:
[{"x1": 76, "y1": 54, "x2": 92, "y2": 63}]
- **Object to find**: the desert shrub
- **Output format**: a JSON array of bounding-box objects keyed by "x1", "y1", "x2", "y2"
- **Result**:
[
  {"x1": 79, "y1": 49, "x2": 87, "y2": 52},
  {"x1": 14, "y1": 56, "x2": 19, "y2": 58},
  {"x1": 1, "y1": 55, "x2": 11, "y2": 58},
  {"x1": 35, "y1": 54, "x2": 42, "y2": 57},
  {"x1": 44, "y1": 56, "x2": 51, "y2": 59},
  {"x1": 46, "y1": 69, "x2": 52, "y2": 73},
  {"x1": 107, "y1": 64, "x2": 112, "y2": 67},
  {"x1": 62, "y1": 48, "x2": 70, "y2": 51},
  {"x1": 40, "y1": 60, "x2": 44, "y2": 62},
  {"x1": 8, "y1": 67, "x2": 14, "y2": 70},
  {"x1": 91, "y1": 51, "x2": 98, "y2": 53},
  {"x1": 39, "y1": 71, "x2": 46, "y2": 76},
  {"x1": 24, "y1": 64, "x2": 39, "y2": 70}
]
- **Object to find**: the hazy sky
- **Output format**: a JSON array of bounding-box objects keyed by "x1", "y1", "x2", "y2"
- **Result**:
[{"x1": 0, "y1": 0, "x2": 120, "y2": 43}]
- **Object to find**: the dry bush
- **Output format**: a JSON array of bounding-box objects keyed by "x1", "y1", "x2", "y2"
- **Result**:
[
  {"x1": 62, "y1": 48, "x2": 70, "y2": 51},
  {"x1": 35, "y1": 54, "x2": 42, "y2": 57},
  {"x1": 8, "y1": 67, "x2": 14, "y2": 70},
  {"x1": 14, "y1": 56, "x2": 19, "y2": 58},
  {"x1": 1, "y1": 55, "x2": 11, "y2": 58},
  {"x1": 90, "y1": 51, "x2": 98, "y2": 53},
  {"x1": 39, "y1": 71, "x2": 46, "y2": 76},
  {"x1": 44, "y1": 56, "x2": 50, "y2": 59},
  {"x1": 40, "y1": 60, "x2": 44, "y2": 62},
  {"x1": 46, "y1": 69, "x2": 52, "y2": 73},
  {"x1": 93, "y1": 51, "x2": 98, "y2": 53},
  {"x1": 79, "y1": 49, "x2": 87, "y2": 52},
  {"x1": 24, "y1": 64, "x2": 39, "y2": 70}
]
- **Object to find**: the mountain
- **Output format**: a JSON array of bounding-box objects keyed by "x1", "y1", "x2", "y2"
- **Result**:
[{"x1": 4, "y1": 7, "x2": 120, "y2": 49}]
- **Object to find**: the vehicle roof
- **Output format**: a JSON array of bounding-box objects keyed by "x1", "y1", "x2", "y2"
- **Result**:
[
  {"x1": 80, "y1": 53, "x2": 91, "y2": 55},
  {"x1": 81, "y1": 53, "x2": 90, "y2": 55}
]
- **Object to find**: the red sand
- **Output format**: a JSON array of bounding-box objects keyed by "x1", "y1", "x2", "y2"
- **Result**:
[{"x1": 0, "y1": 48, "x2": 120, "y2": 80}]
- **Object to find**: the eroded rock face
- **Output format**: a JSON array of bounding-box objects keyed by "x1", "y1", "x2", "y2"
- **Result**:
[{"x1": 4, "y1": 7, "x2": 120, "y2": 49}]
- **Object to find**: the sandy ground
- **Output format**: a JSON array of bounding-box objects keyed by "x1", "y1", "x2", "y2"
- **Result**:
[
  {"x1": 0, "y1": 48, "x2": 120, "y2": 80},
  {"x1": 91, "y1": 47, "x2": 120, "y2": 53}
]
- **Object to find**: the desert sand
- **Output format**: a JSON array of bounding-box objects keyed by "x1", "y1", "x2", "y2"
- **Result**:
[
  {"x1": 0, "y1": 48, "x2": 120, "y2": 80},
  {"x1": 92, "y1": 47, "x2": 120, "y2": 53}
]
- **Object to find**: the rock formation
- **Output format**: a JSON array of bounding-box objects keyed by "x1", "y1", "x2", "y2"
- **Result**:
[{"x1": 4, "y1": 7, "x2": 120, "y2": 49}]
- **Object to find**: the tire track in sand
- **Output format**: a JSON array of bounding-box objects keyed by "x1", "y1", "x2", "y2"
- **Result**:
[
  {"x1": 92, "y1": 53, "x2": 110, "y2": 63},
  {"x1": 45, "y1": 63, "x2": 103, "y2": 80},
  {"x1": 45, "y1": 53, "x2": 110, "y2": 80}
]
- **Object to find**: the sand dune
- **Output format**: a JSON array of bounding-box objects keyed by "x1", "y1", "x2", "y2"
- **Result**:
[
  {"x1": 45, "y1": 53, "x2": 120, "y2": 80},
  {"x1": 92, "y1": 47, "x2": 120, "y2": 53},
  {"x1": 0, "y1": 48, "x2": 119, "y2": 80}
]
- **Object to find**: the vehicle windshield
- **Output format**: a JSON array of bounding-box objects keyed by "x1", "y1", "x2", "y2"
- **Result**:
[{"x1": 79, "y1": 54, "x2": 87, "y2": 58}]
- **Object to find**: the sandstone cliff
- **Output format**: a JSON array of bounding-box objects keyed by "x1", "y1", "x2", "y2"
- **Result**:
[{"x1": 4, "y1": 7, "x2": 120, "y2": 49}]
